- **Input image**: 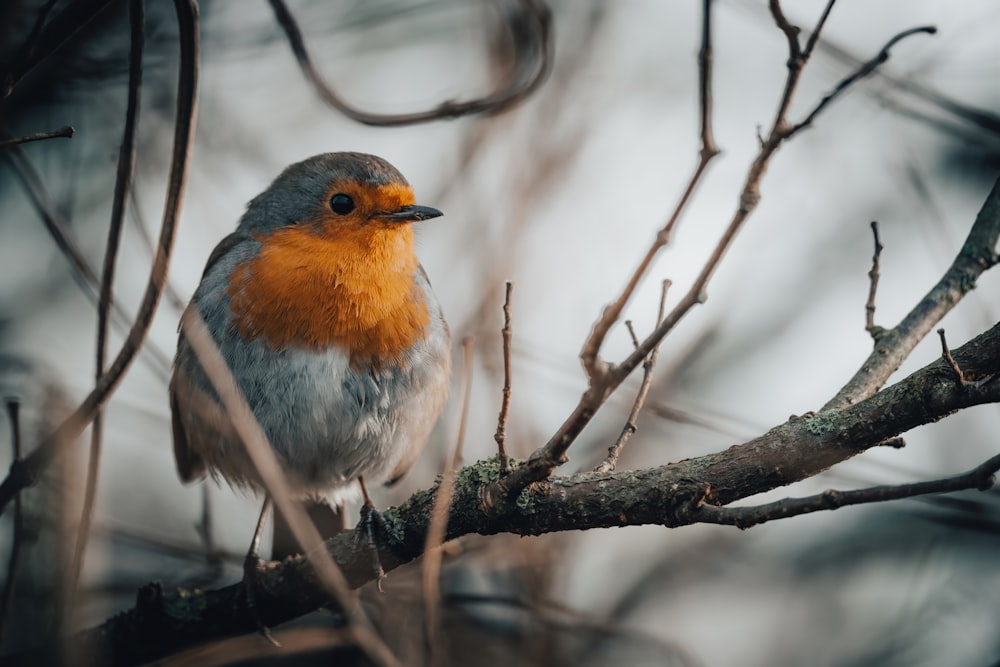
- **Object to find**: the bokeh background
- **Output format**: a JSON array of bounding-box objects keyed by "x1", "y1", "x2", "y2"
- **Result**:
[{"x1": 1, "y1": 0, "x2": 999, "y2": 664}]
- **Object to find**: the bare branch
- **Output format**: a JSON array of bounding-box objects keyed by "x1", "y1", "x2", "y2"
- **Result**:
[
  {"x1": 267, "y1": 0, "x2": 552, "y2": 126},
  {"x1": 865, "y1": 221, "x2": 884, "y2": 338},
  {"x1": 768, "y1": 0, "x2": 801, "y2": 62},
  {"x1": 788, "y1": 26, "x2": 937, "y2": 137},
  {"x1": 937, "y1": 329, "x2": 967, "y2": 386},
  {"x1": 1, "y1": 0, "x2": 117, "y2": 98},
  {"x1": 503, "y1": 0, "x2": 880, "y2": 496},
  {"x1": 0, "y1": 0, "x2": 200, "y2": 517},
  {"x1": 0, "y1": 134, "x2": 172, "y2": 377},
  {"x1": 0, "y1": 401, "x2": 23, "y2": 643},
  {"x1": 493, "y1": 282, "x2": 514, "y2": 474},
  {"x1": 180, "y1": 310, "x2": 400, "y2": 667},
  {"x1": 0, "y1": 125, "x2": 74, "y2": 148},
  {"x1": 826, "y1": 175, "x2": 1000, "y2": 409},
  {"x1": 39, "y1": 320, "x2": 1000, "y2": 666},
  {"x1": 687, "y1": 453, "x2": 1000, "y2": 529},
  {"x1": 697, "y1": 0, "x2": 720, "y2": 158},
  {"x1": 423, "y1": 337, "x2": 474, "y2": 666},
  {"x1": 595, "y1": 280, "x2": 670, "y2": 473},
  {"x1": 801, "y1": 0, "x2": 837, "y2": 60},
  {"x1": 580, "y1": 0, "x2": 719, "y2": 381},
  {"x1": 65, "y1": 0, "x2": 145, "y2": 621}
]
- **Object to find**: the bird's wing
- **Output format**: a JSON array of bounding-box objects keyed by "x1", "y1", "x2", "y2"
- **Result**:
[{"x1": 169, "y1": 367, "x2": 207, "y2": 483}]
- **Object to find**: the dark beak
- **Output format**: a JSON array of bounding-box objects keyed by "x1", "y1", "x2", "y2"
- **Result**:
[{"x1": 376, "y1": 204, "x2": 443, "y2": 223}]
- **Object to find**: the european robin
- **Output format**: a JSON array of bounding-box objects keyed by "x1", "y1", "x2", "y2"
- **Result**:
[{"x1": 169, "y1": 152, "x2": 451, "y2": 570}]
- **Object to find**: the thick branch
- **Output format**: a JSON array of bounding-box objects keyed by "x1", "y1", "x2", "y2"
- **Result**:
[{"x1": 33, "y1": 321, "x2": 1000, "y2": 666}]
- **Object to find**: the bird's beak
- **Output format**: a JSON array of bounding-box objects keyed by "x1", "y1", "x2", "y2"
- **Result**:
[{"x1": 375, "y1": 204, "x2": 443, "y2": 223}]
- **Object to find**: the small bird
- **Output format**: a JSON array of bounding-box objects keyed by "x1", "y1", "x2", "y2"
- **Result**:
[{"x1": 169, "y1": 152, "x2": 451, "y2": 573}]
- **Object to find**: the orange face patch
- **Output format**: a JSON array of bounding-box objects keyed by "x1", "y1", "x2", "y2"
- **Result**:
[
  {"x1": 227, "y1": 182, "x2": 431, "y2": 367},
  {"x1": 306, "y1": 181, "x2": 416, "y2": 235}
]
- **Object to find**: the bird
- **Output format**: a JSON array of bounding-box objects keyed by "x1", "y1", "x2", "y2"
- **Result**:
[{"x1": 169, "y1": 152, "x2": 451, "y2": 582}]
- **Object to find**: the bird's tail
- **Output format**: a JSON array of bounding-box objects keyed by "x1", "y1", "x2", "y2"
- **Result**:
[{"x1": 271, "y1": 498, "x2": 347, "y2": 561}]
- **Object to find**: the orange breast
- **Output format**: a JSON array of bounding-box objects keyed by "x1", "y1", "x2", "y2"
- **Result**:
[{"x1": 227, "y1": 224, "x2": 430, "y2": 367}]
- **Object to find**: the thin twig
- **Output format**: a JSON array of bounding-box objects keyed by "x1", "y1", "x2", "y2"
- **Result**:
[
  {"x1": 1, "y1": 0, "x2": 117, "y2": 98},
  {"x1": 128, "y1": 180, "x2": 188, "y2": 312},
  {"x1": 0, "y1": 0, "x2": 199, "y2": 517},
  {"x1": 623, "y1": 321, "x2": 640, "y2": 349},
  {"x1": 423, "y1": 337, "x2": 474, "y2": 667},
  {"x1": 180, "y1": 310, "x2": 400, "y2": 667},
  {"x1": 688, "y1": 452, "x2": 1000, "y2": 529},
  {"x1": 64, "y1": 0, "x2": 145, "y2": 623},
  {"x1": 0, "y1": 125, "x2": 74, "y2": 148},
  {"x1": 937, "y1": 329, "x2": 967, "y2": 386},
  {"x1": 492, "y1": 0, "x2": 914, "y2": 500},
  {"x1": 579, "y1": 0, "x2": 719, "y2": 381},
  {"x1": 20, "y1": 0, "x2": 61, "y2": 64},
  {"x1": 697, "y1": 0, "x2": 720, "y2": 158},
  {"x1": 267, "y1": 0, "x2": 552, "y2": 127},
  {"x1": 493, "y1": 282, "x2": 514, "y2": 474},
  {"x1": 826, "y1": 176, "x2": 1000, "y2": 409},
  {"x1": 801, "y1": 0, "x2": 837, "y2": 60},
  {"x1": 0, "y1": 400, "x2": 24, "y2": 642},
  {"x1": 768, "y1": 0, "x2": 801, "y2": 61},
  {"x1": 595, "y1": 280, "x2": 670, "y2": 474},
  {"x1": 0, "y1": 141, "x2": 173, "y2": 378},
  {"x1": 865, "y1": 221, "x2": 884, "y2": 338},
  {"x1": 788, "y1": 26, "x2": 937, "y2": 137}
]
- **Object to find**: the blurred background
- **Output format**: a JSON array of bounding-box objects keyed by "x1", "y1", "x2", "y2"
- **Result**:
[{"x1": 1, "y1": 0, "x2": 999, "y2": 665}]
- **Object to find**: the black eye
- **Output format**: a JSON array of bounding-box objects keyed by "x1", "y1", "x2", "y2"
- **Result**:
[{"x1": 329, "y1": 193, "x2": 355, "y2": 215}]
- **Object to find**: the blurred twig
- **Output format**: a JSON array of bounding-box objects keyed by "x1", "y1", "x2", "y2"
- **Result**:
[
  {"x1": 1, "y1": 0, "x2": 117, "y2": 98},
  {"x1": 0, "y1": 0, "x2": 199, "y2": 517},
  {"x1": 0, "y1": 126, "x2": 74, "y2": 148},
  {"x1": 0, "y1": 400, "x2": 23, "y2": 643},
  {"x1": 422, "y1": 337, "x2": 474, "y2": 667},
  {"x1": 64, "y1": 0, "x2": 146, "y2": 623},
  {"x1": 0, "y1": 141, "x2": 173, "y2": 378},
  {"x1": 267, "y1": 0, "x2": 552, "y2": 126},
  {"x1": 179, "y1": 309, "x2": 400, "y2": 667}
]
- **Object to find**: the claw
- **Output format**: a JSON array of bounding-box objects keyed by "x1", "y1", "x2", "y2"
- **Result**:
[
  {"x1": 240, "y1": 497, "x2": 280, "y2": 645},
  {"x1": 357, "y1": 477, "x2": 388, "y2": 588}
]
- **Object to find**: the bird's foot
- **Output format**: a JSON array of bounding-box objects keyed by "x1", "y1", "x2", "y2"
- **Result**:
[
  {"x1": 242, "y1": 553, "x2": 280, "y2": 646},
  {"x1": 355, "y1": 503, "x2": 391, "y2": 591}
]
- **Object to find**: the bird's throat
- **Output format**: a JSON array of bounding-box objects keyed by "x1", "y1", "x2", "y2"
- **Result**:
[{"x1": 227, "y1": 225, "x2": 430, "y2": 367}]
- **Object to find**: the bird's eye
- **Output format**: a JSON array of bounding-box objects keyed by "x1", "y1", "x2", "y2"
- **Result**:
[{"x1": 329, "y1": 193, "x2": 355, "y2": 215}]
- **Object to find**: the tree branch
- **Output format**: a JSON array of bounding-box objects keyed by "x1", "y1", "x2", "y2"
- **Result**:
[
  {"x1": 267, "y1": 0, "x2": 552, "y2": 126},
  {"x1": 0, "y1": 125, "x2": 74, "y2": 147},
  {"x1": 825, "y1": 175, "x2": 1000, "y2": 409},
  {"x1": 24, "y1": 319, "x2": 999, "y2": 666},
  {"x1": 0, "y1": 0, "x2": 199, "y2": 517},
  {"x1": 686, "y1": 453, "x2": 1000, "y2": 529}
]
